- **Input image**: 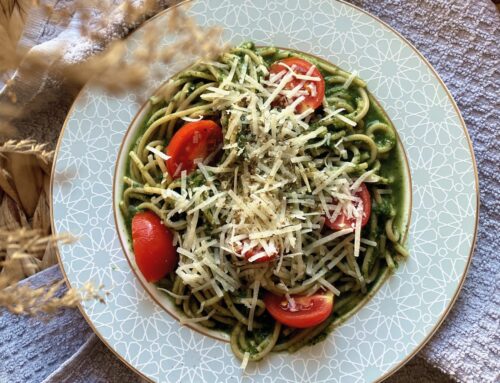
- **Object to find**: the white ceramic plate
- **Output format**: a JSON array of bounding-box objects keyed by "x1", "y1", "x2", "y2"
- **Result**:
[{"x1": 52, "y1": 1, "x2": 479, "y2": 382}]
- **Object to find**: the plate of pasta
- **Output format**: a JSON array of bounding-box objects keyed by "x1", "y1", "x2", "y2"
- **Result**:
[{"x1": 51, "y1": 1, "x2": 479, "y2": 382}]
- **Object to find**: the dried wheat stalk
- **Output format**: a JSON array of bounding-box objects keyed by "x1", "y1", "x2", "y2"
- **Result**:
[
  {"x1": 0, "y1": 280, "x2": 104, "y2": 315},
  {"x1": 0, "y1": 228, "x2": 105, "y2": 314},
  {"x1": 0, "y1": 0, "x2": 223, "y2": 132},
  {"x1": 0, "y1": 228, "x2": 73, "y2": 281}
]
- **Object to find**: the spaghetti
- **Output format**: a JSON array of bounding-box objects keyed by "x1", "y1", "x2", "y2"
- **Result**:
[{"x1": 120, "y1": 42, "x2": 408, "y2": 363}]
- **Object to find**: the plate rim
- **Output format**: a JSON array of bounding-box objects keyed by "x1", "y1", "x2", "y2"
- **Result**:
[{"x1": 50, "y1": 1, "x2": 480, "y2": 382}]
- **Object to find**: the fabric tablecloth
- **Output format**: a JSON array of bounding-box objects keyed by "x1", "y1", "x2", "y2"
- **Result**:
[{"x1": 0, "y1": 0, "x2": 498, "y2": 382}]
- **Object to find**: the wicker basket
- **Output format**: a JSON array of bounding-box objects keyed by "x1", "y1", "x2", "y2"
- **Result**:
[{"x1": 0, "y1": 140, "x2": 55, "y2": 282}]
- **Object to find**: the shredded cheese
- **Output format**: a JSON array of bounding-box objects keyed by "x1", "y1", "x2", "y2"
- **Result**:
[
  {"x1": 343, "y1": 70, "x2": 358, "y2": 89},
  {"x1": 240, "y1": 352, "x2": 250, "y2": 371},
  {"x1": 146, "y1": 145, "x2": 170, "y2": 161},
  {"x1": 181, "y1": 115, "x2": 203, "y2": 122},
  {"x1": 160, "y1": 52, "x2": 386, "y2": 307}
]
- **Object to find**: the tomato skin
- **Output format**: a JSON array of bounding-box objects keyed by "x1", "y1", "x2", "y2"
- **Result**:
[
  {"x1": 325, "y1": 183, "x2": 371, "y2": 231},
  {"x1": 165, "y1": 120, "x2": 223, "y2": 179},
  {"x1": 131, "y1": 211, "x2": 177, "y2": 282},
  {"x1": 268, "y1": 57, "x2": 325, "y2": 112},
  {"x1": 264, "y1": 292, "x2": 334, "y2": 328}
]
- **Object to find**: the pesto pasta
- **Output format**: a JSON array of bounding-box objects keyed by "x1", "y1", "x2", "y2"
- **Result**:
[{"x1": 120, "y1": 42, "x2": 408, "y2": 366}]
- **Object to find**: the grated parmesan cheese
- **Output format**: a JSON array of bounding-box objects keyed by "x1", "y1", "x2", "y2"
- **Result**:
[
  {"x1": 158, "y1": 51, "x2": 389, "y2": 312},
  {"x1": 146, "y1": 145, "x2": 171, "y2": 161},
  {"x1": 342, "y1": 70, "x2": 358, "y2": 89},
  {"x1": 181, "y1": 115, "x2": 203, "y2": 122},
  {"x1": 240, "y1": 352, "x2": 250, "y2": 371}
]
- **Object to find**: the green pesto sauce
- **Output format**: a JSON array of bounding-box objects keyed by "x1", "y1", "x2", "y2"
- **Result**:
[{"x1": 365, "y1": 93, "x2": 406, "y2": 230}]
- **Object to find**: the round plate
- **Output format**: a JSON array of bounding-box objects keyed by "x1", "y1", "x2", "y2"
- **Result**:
[{"x1": 51, "y1": 1, "x2": 479, "y2": 382}]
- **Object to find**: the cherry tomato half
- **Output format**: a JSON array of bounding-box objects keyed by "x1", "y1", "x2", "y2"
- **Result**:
[
  {"x1": 131, "y1": 211, "x2": 177, "y2": 282},
  {"x1": 268, "y1": 57, "x2": 325, "y2": 113},
  {"x1": 325, "y1": 183, "x2": 371, "y2": 231},
  {"x1": 165, "y1": 120, "x2": 223, "y2": 179},
  {"x1": 264, "y1": 291, "x2": 334, "y2": 328}
]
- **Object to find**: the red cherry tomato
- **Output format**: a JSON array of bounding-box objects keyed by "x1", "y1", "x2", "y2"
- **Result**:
[
  {"x1": 243, "y1": 246, "x2": 277, "y2": 263},
  {"x1": 131, "y1": 211, "x2": 177, "y2": 282},
  {"x1": 264, "y1": 291, "x2": 334, "y2": 328},
  {"x1": 165, "y1": 120, "x2": 223, "y2": 179},
  {"x1": 325, "y1": 183, "x2": 371, "y2": 231},
  {"x1": 268, "y1": 57, "x2": 325, "y2": 113}
]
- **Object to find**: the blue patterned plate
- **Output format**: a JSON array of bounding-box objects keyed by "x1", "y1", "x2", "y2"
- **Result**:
[{"x1": 51, "y1": 1, "x2": 479, "y2": 382}]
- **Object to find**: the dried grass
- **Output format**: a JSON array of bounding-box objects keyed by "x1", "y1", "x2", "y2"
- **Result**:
[
  {"x1": 0, "y1": 1, "x2": 220, "y2": 314},
  {"x1": 0, "y1": 0, "x2": 30, "y2": 78},
  {"x1": 0, "y1": 280, "x2": 104, "y2": 315},
  {"x1": 0, "y1": 0, "x2": 224, "y2": 130},
  {"x1": 1, "y1": 0, "x2": 223, "y2": 97},
  {"x1": 0, "y1": 228, "x2": 105, "y2": 315}
]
